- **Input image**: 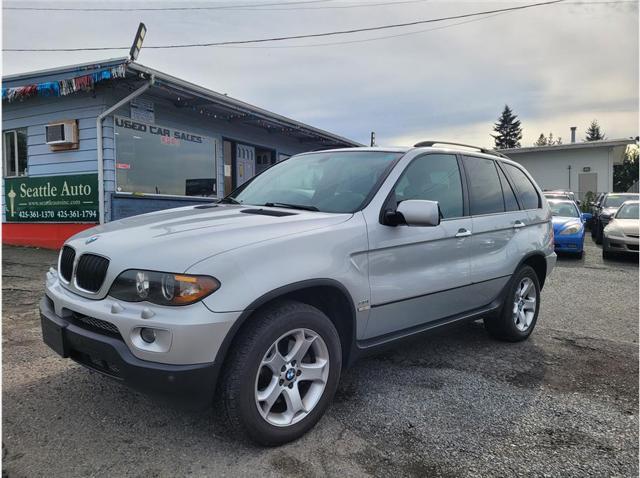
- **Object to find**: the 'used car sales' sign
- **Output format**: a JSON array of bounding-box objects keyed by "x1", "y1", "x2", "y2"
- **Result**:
[{"x1": 4, "y1": 174, "x2": 99, "y2": 223}]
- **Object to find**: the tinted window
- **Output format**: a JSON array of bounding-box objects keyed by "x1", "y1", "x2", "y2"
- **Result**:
[
  {"x1": 393, "y1": 154, "x2": 463, "y2": 219},
  {"x1": 497, "y1": 166, "x2": 519, "y2": 211},
  {"x1": 503, "y1": 163, "x2": 540, "y2": 209},
  {"x1": 462, "y1": 157, "x2": 504, "y2": 215}
]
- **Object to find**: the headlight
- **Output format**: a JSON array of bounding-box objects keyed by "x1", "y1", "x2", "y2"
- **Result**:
[
  {"x1": 559, "y1": 223, "x2": 582, "y2": 235},
  {"x1": 109, "y1": 270, "x2": 220, "y2": 306},
  {"x1": 604, "y1": 223, "x2": 621, "y2": 235}
]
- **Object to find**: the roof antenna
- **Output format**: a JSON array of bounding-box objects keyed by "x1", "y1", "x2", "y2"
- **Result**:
[{"x1": 129, "y1": 22, "x2": 147, "y2": 62}]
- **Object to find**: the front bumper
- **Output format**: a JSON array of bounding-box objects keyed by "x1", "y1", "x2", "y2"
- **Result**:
[
  {"x1": 603, "y1": 234, "x2": 639, "y2": 253},
  {"x1": 40, "y1": 296, "x2": 220, "y2": 408},
  {"x1": 554, "y1": 232, "x2": 584, "y2": 253}
]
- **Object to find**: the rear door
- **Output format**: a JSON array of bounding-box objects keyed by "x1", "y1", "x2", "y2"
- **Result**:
[
  {"x1": 364, "y1": 153, "x2": 473, "y2": 339},
  {"x1": 463, "y1": 156, "x2": 525, "y2": 308}
]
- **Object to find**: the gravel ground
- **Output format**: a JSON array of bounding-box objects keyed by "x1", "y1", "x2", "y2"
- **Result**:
[{"x1": 2, "y1": 237, "x2": 638, "y2": 477}]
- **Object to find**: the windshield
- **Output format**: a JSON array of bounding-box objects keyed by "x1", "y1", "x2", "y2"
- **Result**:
[
  {"x1": 604, "y1": 194, "x2": 639, "y2": 208},
  {"x1": 549, "y1": 201, "x2": 580, "y2": 218},
  {"x1": 228, "y1": 151, "x2": 403, "y2": 213},
  {"x1": 616, "y1": 203, "x2": 639, "y2": 219}
]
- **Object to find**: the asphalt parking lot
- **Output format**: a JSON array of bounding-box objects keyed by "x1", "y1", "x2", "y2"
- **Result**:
[{"x1": 2, "y1": 237, "x2": 638, "y2": 478}]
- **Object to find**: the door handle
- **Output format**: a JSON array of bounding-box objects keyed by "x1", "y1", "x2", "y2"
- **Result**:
[
  {"x1": 455, "y1": 228, "x2": 472, "y2": 238},
  {"x1": 513, "y1": 221, "x2": 526, "y2": 229}
]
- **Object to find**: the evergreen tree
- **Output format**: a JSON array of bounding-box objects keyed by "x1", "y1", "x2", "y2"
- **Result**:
[
  {"x1": 585, "y1": 120, "x2": 606, "y2": 141},
  {"x1": 534, "y1": 133, "x2": 547, "y2": 146},
  {"x1": 492, "y1": 105, "x2": 523, "y2": 149},
  {"x1": 548, "y1": 132, "x2": 562, "y2": 145},
  {"x1": 613, "y1": 145, "x2": 639, "y2": 192}
]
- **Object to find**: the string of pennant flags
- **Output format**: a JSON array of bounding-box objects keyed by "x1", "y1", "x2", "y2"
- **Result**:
[{"x1": 2, "y1": 64, "x2": 127, "y2": 103}]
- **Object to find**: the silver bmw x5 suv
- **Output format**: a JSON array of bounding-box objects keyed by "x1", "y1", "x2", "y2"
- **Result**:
[{"x1": 41, "y1": 141, "x2": 556, "y2": 445}]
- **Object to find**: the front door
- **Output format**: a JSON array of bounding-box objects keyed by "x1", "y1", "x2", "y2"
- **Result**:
[
  {"x1": 236, "y1": 143, "x2": 256, "y2": 187},
  {"x1": 364, "y1": 153, "x2": 472, "y2": 339}
]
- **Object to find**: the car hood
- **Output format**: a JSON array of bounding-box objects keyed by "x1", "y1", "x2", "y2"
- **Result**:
[
  {"x1": 65, "y1": 204, "x2": 352, "y2": 272},
  {"x1": 608, "y1": 218, "x2": 640, "y2": 236},
  {"x1": 552, "y1": 216, "x2": 582, "y2": 232}
]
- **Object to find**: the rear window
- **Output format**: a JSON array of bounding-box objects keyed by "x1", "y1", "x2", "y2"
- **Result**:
[{"x1": 502, "y1": 163, "x2": 541, "y2": 209}]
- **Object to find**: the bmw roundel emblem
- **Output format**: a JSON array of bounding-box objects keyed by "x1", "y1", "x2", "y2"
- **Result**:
[
  {"x1": 85, "y1": 235, "x2": 99, "y2": 245},
  {"x1": 285, "y1": 369, "x2": 295, "y2": 381}
]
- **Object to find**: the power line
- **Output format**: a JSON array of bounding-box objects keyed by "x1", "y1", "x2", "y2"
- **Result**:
[
  {"x1": 2, "y1": 0, "x2": 334, "y2": 11},
  {"x1": 221, "y1": 11, "x2": 511, "y2": 49},
  {"x1": 3, "y1": 0, "x2": 634, "y2": 11},
  {"x1": 3, "y1": 0, "x2": 568, "y2": 52}
]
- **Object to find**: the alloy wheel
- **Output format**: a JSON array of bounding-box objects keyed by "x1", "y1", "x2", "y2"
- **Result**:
[
  {"x1": 512, "y1": 277, "x2": 537, "y2": 332},
  {"x1": 254, "y1": 328, "x2": 329, "y2": 427}
]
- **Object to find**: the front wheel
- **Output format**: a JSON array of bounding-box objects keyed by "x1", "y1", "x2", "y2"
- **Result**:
[
  {"x1": 485, "y1": 265, "x2": 541, "y2": 342},
  {"x1": 219, "y1": 300, "x2": 342, "y2": 446}
]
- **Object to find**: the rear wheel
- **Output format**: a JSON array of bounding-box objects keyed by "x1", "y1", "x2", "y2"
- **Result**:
[
  {"x1": 219, "y1": 300, "x2": 342, "y2": 446},
  {"x1": 485, "y1": 266, "x2": 540, "y2": 342}
]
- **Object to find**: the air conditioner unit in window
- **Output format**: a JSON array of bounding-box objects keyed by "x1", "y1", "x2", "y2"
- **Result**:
[{"x1": 46, "y1": 120, "x2": 78, "y2": 145}]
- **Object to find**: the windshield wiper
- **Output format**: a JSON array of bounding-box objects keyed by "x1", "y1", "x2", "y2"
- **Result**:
[
  {"x1": 218, "y1": 197, "x2": 240, "y2": 204},
  {"x1": 263, "y1": 202, "x2": 319, "y2": 211}
]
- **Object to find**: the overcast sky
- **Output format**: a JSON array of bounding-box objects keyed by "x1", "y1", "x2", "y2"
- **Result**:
[{"x1": 2, "y1": 0, "x2": 638, "y2": 147}]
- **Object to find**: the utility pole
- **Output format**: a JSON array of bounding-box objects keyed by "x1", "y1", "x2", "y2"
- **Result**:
[{"x1": 370, "y1": 131, "x2": 376, "y2": 147}]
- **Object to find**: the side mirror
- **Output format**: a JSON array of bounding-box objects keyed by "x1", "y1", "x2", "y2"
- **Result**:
[
  {"x1": 581, "y1": 212, "x2": 592, "y2": 223},
  {"x1": 392, "y1": 200, "x2": 441, "y2": 227},
  {"x1": 575, "y1": 199, "x2": 582, "y2": 206}
]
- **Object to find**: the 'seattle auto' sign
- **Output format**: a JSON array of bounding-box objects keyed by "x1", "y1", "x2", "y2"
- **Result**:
[{"x1": 4, "y1": 174, "x2": 99, "y2": 223}]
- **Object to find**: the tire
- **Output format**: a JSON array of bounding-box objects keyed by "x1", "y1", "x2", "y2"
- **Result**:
[
  {"x1": 219, "y1": 300, "x2": 342, "y2": 446},
  {"x1": 484, "y1": 265, "x2": 541, "y2": 342},
  {"x1": 591, "y1": 220, "x2": 597, "y2": 238},
  {"x1": 575, "y1": 250, "x2": 583, "y2": 259},
  {"x1": 602, "y1": 240, "x2": 613, "y2": 260}
]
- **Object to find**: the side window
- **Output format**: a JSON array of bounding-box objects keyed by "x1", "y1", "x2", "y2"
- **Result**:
[
  {"x1": 497, "y1": 165, "x2": 520, "y2": 211},
  {"x1": 502, "y1": 163, "x2": 541, "y2": 209},
  {"x1": 462, "y1": 156, "x2": 505, "y2": 215},
  {"x1": 2, "y1": 129, "x2": 28, "y2": 178},
  {"x1": 393, "y1": 154, "x2": 463, "y2": 219}
]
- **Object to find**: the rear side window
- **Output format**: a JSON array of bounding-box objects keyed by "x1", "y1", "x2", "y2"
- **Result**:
[
  {"x1": 497, "y1": 166, "x2": 520, "y2": 211},
  {"x1": 462, "y1": 156, "x2": 504, "y2": 215},
  {"x1": 502, "y1": 163, "x2": 541, "y2": 209}
]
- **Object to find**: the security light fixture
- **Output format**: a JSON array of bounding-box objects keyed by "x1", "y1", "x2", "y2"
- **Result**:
[{"x1": 129, "y1": 23, "x2": 147, "y2": 61}]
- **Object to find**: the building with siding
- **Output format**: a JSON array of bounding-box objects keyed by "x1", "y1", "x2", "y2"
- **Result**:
[
  {"x1": 2, "y1": 58, "x2": 360, "y2": 248},
  {"x1": 500, "y1": 136, "x2": 636, "y2": 201}
]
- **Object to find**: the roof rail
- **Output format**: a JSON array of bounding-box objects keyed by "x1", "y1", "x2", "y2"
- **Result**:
[{"x1": 413, "y1": 140, "x2": 508, "y2": 159}]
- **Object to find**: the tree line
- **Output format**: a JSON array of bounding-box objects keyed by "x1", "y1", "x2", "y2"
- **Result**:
[{"x1": 491, "y1": 105, "x2": 606, "y2": 149}]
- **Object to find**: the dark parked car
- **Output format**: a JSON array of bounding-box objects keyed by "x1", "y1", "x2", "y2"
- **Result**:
[{"x1": 592, "y1": 193, "x2": 640, "y2": 244}]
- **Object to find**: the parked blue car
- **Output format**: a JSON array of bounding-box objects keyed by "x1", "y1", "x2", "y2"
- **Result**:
[{"x1": 548, "y1": 199, "x2": 591, "y2": 258}]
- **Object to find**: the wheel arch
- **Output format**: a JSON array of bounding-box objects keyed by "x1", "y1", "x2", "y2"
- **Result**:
[
  {"x1": 213, "y1": 279, "x2": 357, "y2": 372},
  {"x1": 517, "y1": 252, "x2": 548, "y2": 289}
]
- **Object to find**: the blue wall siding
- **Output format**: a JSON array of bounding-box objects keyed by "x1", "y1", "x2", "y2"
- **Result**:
[{"x1": 2, "y1": 91, "x2": 106, "y2": 222}]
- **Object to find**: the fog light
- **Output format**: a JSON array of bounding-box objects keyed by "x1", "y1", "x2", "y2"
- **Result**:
[{"x1": 140, "y1": 327, "x2": 156, "y2": 343}]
